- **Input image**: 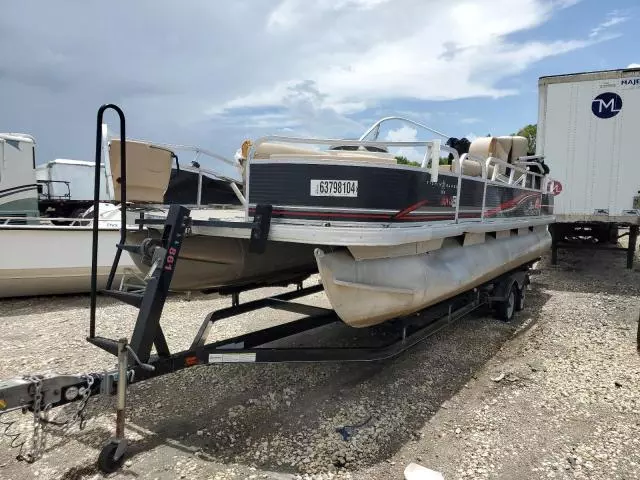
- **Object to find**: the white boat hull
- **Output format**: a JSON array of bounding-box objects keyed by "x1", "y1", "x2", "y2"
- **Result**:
[
  {"x1": 0, "y1": 227, "x2": 137, "y2": 298},
  {"x1": 314, "y1": 226, "x2": 551, "y2": 327},
  {"x1": 125, "y1": 230, "x2": 320, "y2": 292}
]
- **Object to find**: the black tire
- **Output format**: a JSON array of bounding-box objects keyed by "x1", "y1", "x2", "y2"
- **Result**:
[
  {"x1": 496, "y1": 284, "x2": 517, "y2": 322},
  {"x1": 609, "y1": 225, "x2": 619, "y2": 245},
  {"x1": 97, "y1": 441, "x2": 125, "y2": 474},
  {"x1": 636, "y1": 310, "x2": 640, "y2": 352},
  {"x1": 515, "y1": 283, "x2": 526, "y2": 312}
]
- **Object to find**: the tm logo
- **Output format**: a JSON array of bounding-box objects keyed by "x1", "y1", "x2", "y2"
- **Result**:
[{"x1": 591, "y1": 92, "x2": 623, "y2": 119}]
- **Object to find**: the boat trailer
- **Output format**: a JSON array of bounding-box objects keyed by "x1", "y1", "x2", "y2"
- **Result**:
[{"x1": 0, "y1": 104, "x2": 537, "y2": 473}]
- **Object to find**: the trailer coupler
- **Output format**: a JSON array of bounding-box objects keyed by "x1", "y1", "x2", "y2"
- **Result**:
[
  {"x1": 0, "y1": 371, "x2": 105, "y2": 463},
  {"x1": 0, "y1": 373, "x2": 101, "y2": 414}
]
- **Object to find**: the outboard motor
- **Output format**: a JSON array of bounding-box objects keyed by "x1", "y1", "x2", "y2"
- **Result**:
[{"x1": 445, "y1": 137, "x2": 471, "y2": 163}]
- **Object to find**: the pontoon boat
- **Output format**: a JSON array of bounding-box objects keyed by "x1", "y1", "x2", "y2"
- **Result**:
[{"x1": 116, "y1": 117, "x2": 561, "y2": 327}]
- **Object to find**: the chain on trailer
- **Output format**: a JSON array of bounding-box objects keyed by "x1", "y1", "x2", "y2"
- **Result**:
[{"x1": 0, "y1": 373, "x2": 96, "y2": 463}]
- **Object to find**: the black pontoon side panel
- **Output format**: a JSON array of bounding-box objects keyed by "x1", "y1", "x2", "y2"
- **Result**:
[
  {"x1": 164, "y1": 169, "x2": 242, "y2": 205},
  {"x1": 247, "y1": 162, "x2": 546, "y2": 222}
]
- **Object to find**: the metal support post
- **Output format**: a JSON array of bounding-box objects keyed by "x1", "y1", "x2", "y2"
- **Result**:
[
  {"x1": 628, "y1": 225, "x2": 638, "y2": 269},
  {"x1": 115, "y1": 338, "x2": 127, "y2": 440},
  {"x1": 550, "y1": 223, "x2": 558, "y2": 265},
  {"x1": 127, "y1": 205, "x2": 189, "y2": 362},
  {"x1": 97, "y1": 338, "x2": 129, "y2": 473}
]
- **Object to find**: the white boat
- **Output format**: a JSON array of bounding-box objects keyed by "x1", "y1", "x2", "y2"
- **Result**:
[
  {"x1": 0, "y1": 132, "x2": 138, "y2": 298},
  {"x1": 116, "y1": 117, "x2": 563, "y2": 327},
  {"x1": 0, "y1": 208, "x2": 137, "y2": 298},
  {"x1": 0, "y1": 127, "x2": 245, "y2": 298}
]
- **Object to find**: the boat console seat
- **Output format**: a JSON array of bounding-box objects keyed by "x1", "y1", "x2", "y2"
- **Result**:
[
  {"x1": 457, "y1": 135, "x2": 529, "y2": 178},
  {"x1": 109, "y1": 139, "x2": 175, "y2": 204},
  {"x1": 509, "y1": 136, "x2": 529, "y2": 161}
]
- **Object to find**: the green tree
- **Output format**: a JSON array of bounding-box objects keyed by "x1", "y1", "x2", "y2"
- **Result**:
[
  {"x1": 395, "y1": 155, "x2": 421, "y2": 167},
  {"x1": 395, "y1": 155, "x2": 450, "y2": 167},
  {"x1": 514, "y1": 124, "x2": 537, "y2": 155}
]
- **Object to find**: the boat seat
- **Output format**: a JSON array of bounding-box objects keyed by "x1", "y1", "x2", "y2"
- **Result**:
[
  {"x1": 510, "y1": 136, "x2": 528, "y2": 161},
  {"x1": 436, "y1": 161, "x2": 489, "y2": 177},
  {"x1": 245, "y1": 141, "x2": 398, "y2": 165},
  {"x1": 464, "y1": 135, "x2": 531, "y2": 178},
  {"x1": 109, "y1": 139, "x2": 175, "y2": 203}
]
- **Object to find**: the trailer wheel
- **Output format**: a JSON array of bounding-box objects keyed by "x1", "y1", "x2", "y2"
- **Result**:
[
  {"x1": 515, "y1": 283, "x2": 526, "y2": 312},
  {"x1": 495, "y1": 284, "x2": 517, "y2": 322},
  {"x1": 637, "y1": 310, "x2": 640, "y2": 352},
  {"x1": 97, "y1": 441, "x2": 125, "y2": 474}
]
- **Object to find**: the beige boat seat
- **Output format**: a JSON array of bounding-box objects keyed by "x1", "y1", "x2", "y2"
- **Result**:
[
  {"x1": 109, "y1": 139, "x2": 175, "y2": 203},
  {"x1": 462, "y1": 135, "x2": 530, "y2": 178},
  {"x1": 510, "y1": 136, "x2": 528, "y2": 161},
  {"x1": 241, "y1": 140, "x2": 398, "y2": 165}
]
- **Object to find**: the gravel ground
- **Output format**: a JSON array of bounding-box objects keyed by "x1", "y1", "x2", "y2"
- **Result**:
[{"x1": 0, "y1": 240, "x2": 639, "y2": 480}]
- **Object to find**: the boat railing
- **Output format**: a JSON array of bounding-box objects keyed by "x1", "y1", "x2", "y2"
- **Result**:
[
  {"x1": 486, "y1": 156, "x2": 546, "y2": 188},
  {"x1": 244, "y1": 133, "x2": 557, "y2": 224},
  {"x1": 357, "y1": 116, "x2": 553, "y2": 193},
  {"x1": 103, "y1": 126, "x2": 246, "y2": 207},
  {"x1": 452, "y1": 153, "x2": 488, "y2": 179},
  {"x1": 0, "y1": 215, "x2": 124, "y2": 227},
  {"x1": 246, "y1": 135, "x2": 461, "y2": 210}
]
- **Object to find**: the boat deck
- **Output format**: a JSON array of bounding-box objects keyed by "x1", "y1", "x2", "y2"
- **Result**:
[{"x1": 137, "y1": 206, "x2": 555, "y2": 247}]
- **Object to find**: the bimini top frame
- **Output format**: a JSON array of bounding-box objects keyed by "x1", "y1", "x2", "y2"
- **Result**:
[{"x1": 358, "y1": 115, "x2": 451, "y2": 141}]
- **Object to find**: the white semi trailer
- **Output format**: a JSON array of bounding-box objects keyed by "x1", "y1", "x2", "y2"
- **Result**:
[{"x1": 536, "y1": 67, "x2": 640, "y2": 268}]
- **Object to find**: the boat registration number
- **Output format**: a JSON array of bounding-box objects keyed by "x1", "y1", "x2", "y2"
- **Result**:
[{"x1": 310, "y1": 179, "x2": 358, "y2": 197}]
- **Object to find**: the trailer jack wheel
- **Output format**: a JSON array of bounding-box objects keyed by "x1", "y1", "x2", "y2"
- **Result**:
[
  {"x1": 496, "y1": 284, "x2": 517, "y2": 322},
  {"x1": 97, "y1": 337, "x2": 130, "y2": 474},
  {"x1": 97, "y1": 439, "x2": 126, "y2": 473}
]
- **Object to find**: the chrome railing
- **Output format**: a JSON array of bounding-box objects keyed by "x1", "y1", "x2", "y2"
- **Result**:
[
  {"x1": 0, "y1": 215, "x2": 124, "y2": 227},
  {"x1": 245, "y1": 135, "x2": 461, "y2": 220},
  {"x1": 102, "y1": 131, "x2": 246, "y2": 207},
  {"x1": 244, "y1": 132, "x2": 556, "y2": 224}
]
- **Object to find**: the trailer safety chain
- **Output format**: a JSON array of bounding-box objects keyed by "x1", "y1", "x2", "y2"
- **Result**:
[
  {"x1": 0, "y1": 374, "x2": 96, "y2": 464},
  {"x1": 40, "y1": 374, "x2": 95, "y2": 431},
  {"x1": 0, "y1": 416, "x2": 29, "y2": 459},
  {"x1": 20, "y1": 375, "x2": 49, "y2": 463}
]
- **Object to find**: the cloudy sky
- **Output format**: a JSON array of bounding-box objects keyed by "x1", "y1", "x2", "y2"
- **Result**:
[{"x1": 0, "y1": 0, "x2": 637, "y2": 178}]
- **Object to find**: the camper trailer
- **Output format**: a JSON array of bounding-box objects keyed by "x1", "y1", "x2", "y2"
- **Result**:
[
  {"x1": 0, "y1": 133, "x2": 39, "y2": 222},
  {"x1": 35, "y1": 159, "x2": 112, "y2": 220}
]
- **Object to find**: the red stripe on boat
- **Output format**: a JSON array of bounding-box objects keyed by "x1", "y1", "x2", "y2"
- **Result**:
[{"x1": 392, "y1": 200, "x2": 430, "y2": 220}]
